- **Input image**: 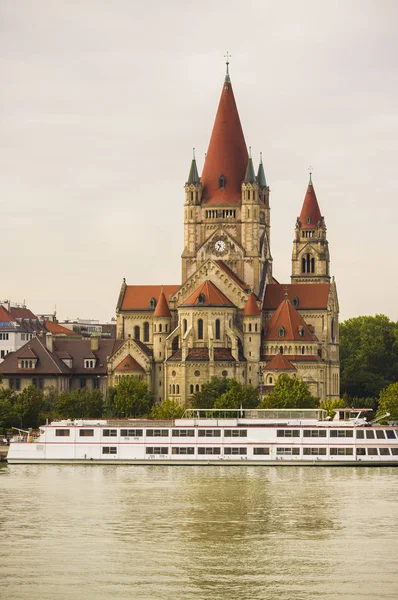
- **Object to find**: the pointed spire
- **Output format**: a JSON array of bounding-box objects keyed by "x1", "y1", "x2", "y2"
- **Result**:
[
  {"x1": 243, "y1": 292, "x2": 261, "y2": 316},
  {"x1": 187, "y1": 148, "x2": 200, "y2": 184},
  {"x1": 299, "y1": 175, "x2": 323, "y2": 228},
  {"x1": 257, "y1": 152, "x2": 267, "y2": 188},
  {"x1": 153, "y1": 289, "x2": 172, "y2": 318},
  {"x1": 201, "y1": 70, "x2": 248, "y2": 205},
  {"x1": 244, "y1": 147, "x2": 256, "y2": 183}
]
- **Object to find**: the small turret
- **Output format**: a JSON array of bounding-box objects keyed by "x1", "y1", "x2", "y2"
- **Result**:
[
  {"x1": 153, "y1": 288, "x2": 172, "y2": 362},
  {"x1": 242, "y1": 292, "x2": 262, "y2": 381}
]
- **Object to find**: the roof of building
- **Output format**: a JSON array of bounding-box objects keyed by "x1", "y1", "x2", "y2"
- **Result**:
[
  {"x1": 299, "y1": 177, "x2": 324, "y2": 229},
  {"x1": 182, "y1": 280, "x2": 234, "y2": 307},
  {"x1": 264, "y1": 297, "x2": 318, "y2": 342},
  {"x1": 120, "y1": 285, "x2": 180, "y2": 311},
  {"x1": 264, "y1": 353, "x2": 296, "y2": 371},
  {"x1": 262, "y1": 354, "x2": 321, "y2": 363},
  {"x1": 153, "y1": 289, "x2": 172, "y2": 318},
  {"x1": 0, "y1": 306, "x2": 12, "y2": 322},
  {"x1": 243, "y1": 292, "x2": 261, "y2": 316},
  {"x1": 215, "y1": 260, "x2": 251, "y2": 291},
  {"x1": 9, "y1": 307, "x2": 37, "y2": 319},
  {"x1": 257, "y1": 155, "x2": 267, "y2": 188},
  {"x1": 0, "y1": 336, "x2": 123, "y2": 375},
  {"x1": 187, "y1": 156, "x2": 200, "y2": 185},
  {"x1": 244, "y1": 156, "x2": 256, "y2": 184},
  {"x1": 16, "y1": 346, "x2": 38, "y2": 359},
  {"x1": 114, "y1": 354, "x2": 145, "y2": 372},
  {"x1": 44, "y1": 321, "x2": 79, "y2": 336},
  {"x1": 201, "y1": 75, "x2": 248, "y2": 205},
  {"x1": 263, "y1": 283, "x2": 331, "y2": 310}
]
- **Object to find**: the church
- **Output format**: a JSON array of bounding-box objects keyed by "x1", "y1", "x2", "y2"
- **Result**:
[{"x1": 108, "y1": 66, "x2": 340, "y2": 404}]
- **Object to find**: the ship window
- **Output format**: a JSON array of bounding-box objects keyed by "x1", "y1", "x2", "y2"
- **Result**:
[
  {"x1": 366, "y1": 448, "x2": 378, "y2": 456},
  {"x1": 303, "y1": 448, "x2": 327, "y2": 455},
  {"x1": 356, "y1": 448, "x2": 366, "y2": 456},
  {"x1": 55, "y1": 429, "x2": 70, "y2": 437},
  {"x1": 102, "y1": 447, "x2": 117, "y2": 454},
  {"x1": 303, "y1": 430, "x2": 327, "y2": 438},
  {"x1": 224, "y1": 430, "x2": 247, "y2": 437},
  {"x1": 277, "y1": 430, "x2": 300, "y2": 438},
  {"x1": 198, "y1": 430, "x2": 221, "y2": 437},
  {"x1": 120, "y1": 429, "x2": 143, "y2": 437},
  {"x1": 330, "y1": 430, "x2": 353, "y2": 438},
  {"x1": 79, "y1": 429, "x2": 94, "y2": 437},
  {"x1": 379, "y1": 448, "x2": 390, "y2": 455},
  {"x1": 385, "y1": 430, "x2": 396, "y2": 439},
  {"x1": 172, "y1": 429, "x2": 195, "y2": 437},
  {"x1": 365, "y1": 430, "x2": 375, "y2": 439},
  {"x1": 391, "y1": 448, "x2": 398, "y2": 455},
  {"x1": 276, "y1": 447, "x2": 300, "y2": 455},
  {"x1": 253, "y1": 448, "x2": 270, "y2": 455},
  {"x1": 356, "y1": 430, "x2": 365, "y2": 439},
  {"x1": 103, "y1": 429, "x2": 117, "y2": 437},
  {"x1": 172, "y1": 447, "x2": 195, "y2": 455},
  {"x1": 146, "y1": 429, "x2": 169, "y2": 437},
  {"x1": 330, "y1": 448, "x2": 354, "y2": 455},
  {"x1": 198, "y1": 447, "x2": 221, "y2": 455},
  {"x1": 224, "y1": 447, "x2": 247, "y2": 455},
  {"x1": 376, "y1": 430, "x2": 385, "y2": 439},
  {"x1": 146, "y1": 447, "x2": 169, "y2": 455}
]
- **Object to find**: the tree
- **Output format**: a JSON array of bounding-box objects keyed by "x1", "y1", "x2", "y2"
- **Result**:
[
  {"x1": 113, "y1": 377, "x2": 153, "y2": 417},
  {"x1": 150, "y1": 398, "x2": 185, "y2": 419},
  {"x1": 214, "y1": 379, "x2": 259, "y2": 409},
  {"x1": 319, "y1": 398, "x2": 345, "y2": 418},
  {"x1": 13, "y1": 385, "x2": 45, "y2": 429},
  {"x1": 0, "y1": 388, "x2": 16, "y2": 434},
  {"x1": 55, "y1": 388, "x2": 104, "y2": 419},
  {"x1": 340, "y1": 315, "x2": 398, "y2": 398},
  {"x1": 376, "y1": 382, "x2": 398, "y2": 422},
  {"x1": 191, "y1": 376, "x2": 230, "y2": 409},
  {"x1": 259, "y1": 374, "x2": 318, "y2": 409}
]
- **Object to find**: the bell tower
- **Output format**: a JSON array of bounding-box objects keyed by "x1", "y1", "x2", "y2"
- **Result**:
[{"x1": 291, "y1": 174, "x2": 330, "y2": 284}]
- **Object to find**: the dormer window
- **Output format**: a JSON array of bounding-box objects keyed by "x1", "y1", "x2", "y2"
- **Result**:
[
  {"x1": 279, "y1": 327, "x2": 285, "y2": 338},
  {"x1": 149, "y1": 297, "x2": 156, "y2": 309},
  {"x1": 218, "y1": 174, "x2": 225, "y2": 189},
  {"x1": 298, "y1": 327, "x2": 305, "y2": 337},
  {"x1": 197, "y1": 293, "x2": 205, "y2": 305},
  {"x1": 293, "y1": 296, "x2": 299, "y2": 308},
  {"x1": 306, "y1": 216, "x2": 311, "y2": 224},
  {"x1": 19, "y1": 359, "x2": 36, "y2": 369},
  {"x1": 84, "y1": 359, "x2": 96, "y2": 369}
]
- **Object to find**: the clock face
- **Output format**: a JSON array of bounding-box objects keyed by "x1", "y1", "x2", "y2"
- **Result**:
[{"x1": 214, "y1": 239, "x2": 226, "y2": 253}]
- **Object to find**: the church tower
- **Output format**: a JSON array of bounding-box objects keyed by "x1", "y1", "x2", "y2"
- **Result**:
[
  {"x1": 291, "y1": 175, "x2": 330, "y2": 284},
  {"x1": 181, "y1": 63, "x2": 272, "y2": 297}
]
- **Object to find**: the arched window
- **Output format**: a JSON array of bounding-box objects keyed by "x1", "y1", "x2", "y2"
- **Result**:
[
  {"x1": 301, "y1": 346, "x2": 305, "y2": 355},
  {"x1": 255, "y1": 324, "x2": 258, "y2": 332},
  {"x1": 159, "y1": 324, "x2": 162, "y2": 333},
  {"x1": 279, "y1": 346, "x2": 284, "y2": 354},
  {"x1": 183, "y1": 319, "x2": 187, "y2": 334},
  {"x1": 219, "y1": 174, "x2": 225, "y2": 189},
  {"x1": 195, "y1": 384, "x2": 200, "y2": 392},
  {"x1": 302, "y1": 253, "x2": 314, "y2": 274},
  {"x1": 215, "y1": 319, "x2": 221, "y2": 340},
  {"x1": 172, "y1": 336, "x2": 179, "y2": 352},
  {"x1": 143, "y1": 322, "x2": 150, "y2": 342},
  {"x1": 134, "y1": 326, "x2": 140, "y2": 340},
  {"x1": 331, "y1": 318, "x2": 335, "y2": 343},
  {"x1": 190, "y1": 384, "x2": 194, "y2": 394},
  {"x1": 268, "y1": 376, "x2": 273, "y2": 384},
  {"x1": 29, "y1": 360, "x2": 32, "y2": 368},
  {"x1": 311, "y1": 257, "x2": 315, "y2": 273},
  {"x1": 249, "y1": 323, "x2": 252, "y2": 333},
  {"x1": 172, "y1": 384, "x2": 175, "y2": 394},
  {"x1": 198, "y1": 319, "x2": 203, "y2": 340},
  {"x1": 176, "y1": 384, "x2": 180, "y2": 394}
]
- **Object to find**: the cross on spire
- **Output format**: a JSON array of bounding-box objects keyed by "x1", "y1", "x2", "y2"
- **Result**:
[
  {"x1": 224, "y1": 51, "x2": 231, "y2": 82},
  {"x1": 309, "y1": 166, "x2": 313, "y2": 184}
]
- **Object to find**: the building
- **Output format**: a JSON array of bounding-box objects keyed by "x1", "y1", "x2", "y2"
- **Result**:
[
  {"x1": 109, "y1": 65, "x2": 340, "y2": 403},
  {"x1": 0, "y1": 302, "x2": 78, "y2": 362},
  {"x1": 59, "y1": 318, "x2": 116, "y2": 339},
  {"x1": 0, "y1": 333, "x2": 122, "y2": 393}
]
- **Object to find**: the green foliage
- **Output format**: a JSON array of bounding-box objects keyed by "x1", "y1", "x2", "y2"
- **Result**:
[
  {"x1": 376, "y1": 382, "x2": 398, "y2": 422},
  {"x1": 191, "y1": 376, "x2": 230, "y2": 409},
  {"x1": 55, "y1": 388, "x2": 104, "y2": 419},
  {"x1": 104, "y1": 386, "x2": 116, "y2": 417},
  {"x1": 259, "y1": 374, "x2": 318, "y2": 409},
  {"x1": 13, "y1": 385, "x2": 45, "y2": 429},
  {"x1": 340, "y1": 315, "x2": 398, "y2": 398},
  {"x1": 150, "y1": 398, "x2": 185, "y2": 419},
  {"x1": 0, "y1": 388, "x2": 16, "y2": 433},
  {"x1": 214, "y1": 379, "x2": 259, "y2": 409},
  {"x1": 113, "y1": 377, "x2": 153, "y2": 417},
  {"x1": 319, "y1": 398, "x2": 345, "y2": 418}
]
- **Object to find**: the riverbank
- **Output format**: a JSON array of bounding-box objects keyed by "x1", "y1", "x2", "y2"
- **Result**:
[{"x1": 0, "y1": 445, "x2": 8, "y2": 462}]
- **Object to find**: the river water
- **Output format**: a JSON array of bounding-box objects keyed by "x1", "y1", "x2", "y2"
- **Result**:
[{"x1": 0, "y1": 465, "x2": 397, "y2": 600}]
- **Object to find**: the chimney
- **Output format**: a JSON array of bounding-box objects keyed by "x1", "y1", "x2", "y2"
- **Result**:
[
  {"x1": 46, "y1": 332, "x2": 53, "y2": 352},
  {"x1": 90, "y1": 334, "x2": 100, "y2": 351}
]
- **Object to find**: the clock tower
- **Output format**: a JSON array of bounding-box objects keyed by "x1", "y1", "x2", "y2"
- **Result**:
[{"x1": 181, "y1": 65, "x2": 272, "y2": 298}]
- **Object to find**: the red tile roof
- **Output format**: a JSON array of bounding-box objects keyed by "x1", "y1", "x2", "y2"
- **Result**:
[
  {"x1": 201, "y1": 78, "x2": 248, "y2": 205},
  {"x1": 121, "y1": 285, "x2": 180, "y2": 311},
  {"x1": 263, "y1": 354, "x2": 321, "y2": 362},
  {"x1": 182, "y1": 280, "x2": 234, "y2": 307},
  {"x1": 168, "y1": 347, "x2": 239, "y2": 362},
  {"x1": 0, "y1": 306, "x2": 12, "y2": 322},
  {"x1": 44, "y1": 321, "x2": 79, "y2": 336},
  {"x1": 10, "y1": 307, "x2": 37, "y2": 319},
  {"x1": 264, "y1": 354, "x2": 296, "y2": 371},
  {"x1": 263, "y1": 283, "x2": 330, "y2": 310},
  {"x1": 115, "y1": 354, "x2": 145, "y2": 372},
  {"x1": 216, "y1": 260, "x2": 250, "y2": 291},
  {"x1": 17, "y1": 346, "x2": 38, "y2": 359},
  {"x1": 153, "y1": 289, "x2": 172, "y2": 318},
  {"x1": 264, "y1": 298, "x2": 317, "y2": 342},
  {"x1": 299, "y1": 179, "x2": 323, "y2": 229},
  {"x1": 243, "y1": 292, "x2": 261, "y2": 316}
]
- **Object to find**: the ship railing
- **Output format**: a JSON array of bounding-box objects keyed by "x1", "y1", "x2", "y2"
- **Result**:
[{"x1": 182, "y1": 408, "x2": 328, "y2": 421}]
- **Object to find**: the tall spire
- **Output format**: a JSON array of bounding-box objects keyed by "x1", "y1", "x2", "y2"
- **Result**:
[
  {"x1": 244, "y1": 147, "x2": 256, "y2": 183},
  {"x1": 299, "y1": 175, "x2": 323, "y2": 228},
  {"x1": 201, "y1": 66, "x2": 248, "y2": 205},
  {"x1": 257, "y1": 152, "x2": 267, "y2": 188},
  {"x1": 187, "y1": 148, "x2": 200, "y2": 184}
]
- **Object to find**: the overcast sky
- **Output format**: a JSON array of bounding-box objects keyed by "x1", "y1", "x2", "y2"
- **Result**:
[{"x1": 1, "y1": 0, "x2": 397, "y2": 323}]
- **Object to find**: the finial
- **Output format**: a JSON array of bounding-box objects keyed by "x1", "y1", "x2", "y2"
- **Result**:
[
  {"x1": 260, "y1": 152, "x2": 263, "y2": 164},
  {"x1": 309, "y1": 166, "x2": 313, "y2": 184},
  {"x1": 224, "y1": 51, "x2": 231, "y2": 82},
  {"x1": 249, "y1": 146, "x2": 252, "y2": 159},
  {"x1": 193, "y1": 147, "x2": 195, "y2": 159},
  {"x1": 284, "y1": 286, "x2": 288, "y2": 301}
]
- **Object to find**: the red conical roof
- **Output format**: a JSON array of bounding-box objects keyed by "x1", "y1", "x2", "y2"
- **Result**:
[
  {"x1": 264, "y1": 297, "x2": 317, "y2": 342},
  {"x1": 243, "y1": 292, "x2": 261, "y2": 316},
  {"x1": 201, "y1": 76, "x2": 248, "y2": 205},
  {"x1": 264, "y1": 353, "x2": 296, "y2": 371},
  {"x1": 154, "y1": 289, "x2": 171, "y2": 318},
  {"x1": 299, "y1": 178, "x2": 323, "y2": 229}
]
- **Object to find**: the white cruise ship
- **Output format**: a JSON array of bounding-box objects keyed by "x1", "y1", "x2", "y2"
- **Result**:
[{"x1": 6, "y1": 408, "x2": 398, "y2": 465}]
